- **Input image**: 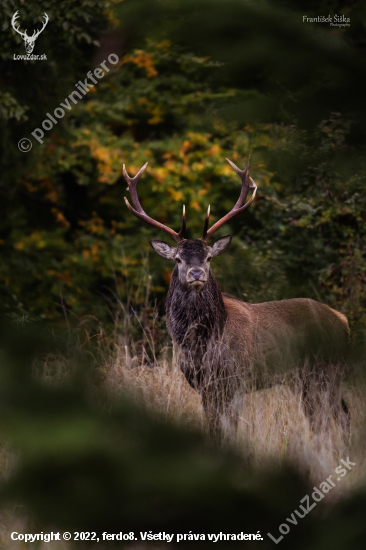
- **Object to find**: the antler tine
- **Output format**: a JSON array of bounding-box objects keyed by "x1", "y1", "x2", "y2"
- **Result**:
[
  {"x1": 34, "y1": 13, "x2": 49, "y2": 39},
  {"x1": 123, "y1": 163, "x2": 186, "y2": 243},
  {"x1": 11, "y1": 11, "x2": 26, "y2": 38},
  {"x1": 226, "y1": 156, "x2": 252, "y2": 208},
  {"x1": 176, "y1": 204, "x2": 186, "y2": 241},
  {"x1": 201, "y1": 205, "x2": 210, "y2": 240},
  {"x1": 123, "y1": 162, "x2": 148, "y2": 214},
  {"x1": 201, "y1": 157, "x2": 257, "y2": 241}
]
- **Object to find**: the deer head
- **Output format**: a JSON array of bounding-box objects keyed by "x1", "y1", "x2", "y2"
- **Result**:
[
  {"x1": 11, "y1": 11, "x2": 49, "y2": 54},
  {"x1": 123, "y1": 158, "x2": 257, "y2": 292}
]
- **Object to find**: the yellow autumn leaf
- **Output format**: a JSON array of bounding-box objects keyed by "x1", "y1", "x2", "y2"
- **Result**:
[
  {"x1": 151, "y1": 167, "x2": 167, "y2": 183},
  {"x1": 173, "y1": 191, "x2": 183, "y2": 201},
  {"x1": 148, "y1": 115, "x2": 163, "y2": 124},
  {"x1": 207, "y1": 144, "x2": 221, "y2": 155},
  {"x1": 25, "y1": 182, "x2": 38, "y2": 193},
  {"x1": 167, "y1": 188, "x2": 183, "y2": 201},
  {"x1": 190, "y1": 201, "x2": 201, "y2": 211},
  {"x1": 181, "y1": 140, "x2": 191, "y2": 153},
  {"x1": 52, "y1": 208, "x2": 70, "y2": 227},
  {"x1": 186, "y1": 132, "x2": 211, "y2": 145},
  {"x1": 220, "y1": 165, "x2": 234, "y2": 176},
  {"x1": 192, "y1": 162, "x2": 204, "y2": 172},
  {"x1": 45, "y1": 190, "x2": 58, "y2": 203},
  {"x1": 157, "y1": 39, "x2": 171, "y2": 49},
  {"x1": 123, "y1": 50, "x2": 158, "y2": 78}
]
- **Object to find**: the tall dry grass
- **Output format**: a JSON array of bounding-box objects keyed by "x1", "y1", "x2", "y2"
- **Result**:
[
  {"x1": 28, "y1": 287, "x2": 366, "y2": 496},
  {"x1": 100, "y1": 339, "x2": 366, "y2": 497},
  {"x1": 76, "y1": 293, "x2": 366, "y2": 499}
]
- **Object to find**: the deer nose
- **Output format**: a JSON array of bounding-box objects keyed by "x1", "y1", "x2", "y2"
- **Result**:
[{"x1": 188, "y1": 268, "x2": 205, "y2": 281}]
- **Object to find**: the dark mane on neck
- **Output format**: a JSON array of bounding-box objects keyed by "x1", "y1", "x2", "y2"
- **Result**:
[{"x1": 165, "y1": 268, "x2": 227, "y2": 349}]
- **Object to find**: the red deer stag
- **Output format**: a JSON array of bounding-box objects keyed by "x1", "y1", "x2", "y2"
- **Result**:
[{"x1": 123, "y1": 158, "x2": 350, "y2": 436}]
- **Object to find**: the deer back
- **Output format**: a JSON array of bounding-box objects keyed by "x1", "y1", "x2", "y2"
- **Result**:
[{"x1": 222, "y1": 295, "x2": 349, "y2": 367}]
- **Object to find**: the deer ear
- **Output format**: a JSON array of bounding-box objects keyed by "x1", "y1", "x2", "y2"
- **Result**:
[
  {"x1": 150, "y1": 240, "x2": 177, "y2": 259},
  {"x1": 209, "y1": 235, "x2": 232, "y2": 257}
]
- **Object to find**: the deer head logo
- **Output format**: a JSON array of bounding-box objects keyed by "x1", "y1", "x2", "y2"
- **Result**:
[{"x1": 11, "y1": 10, "x2": 49, "y2": 54}]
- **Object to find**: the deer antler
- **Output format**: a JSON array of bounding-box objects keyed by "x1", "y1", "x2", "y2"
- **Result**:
[
  {"x1": 123, "y1": 162, "x2": 186, "y2": 243},
  {"x1": 201, "y1": 156, "x2": 257, "y2": 241},
  {"x1": 11, "y1": 11, "x2": 49, "y2": 41},
  {"x1": 33, "y1": 13, "x2": 49, "y2": 40},
  {"x1": 11, "y1": 11, "x2": 27, "y2": 39}
]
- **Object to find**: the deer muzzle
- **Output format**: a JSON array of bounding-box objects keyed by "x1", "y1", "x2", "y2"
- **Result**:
[{"x1": 187, "y1": 267, "x2": 206, "y2": 287}]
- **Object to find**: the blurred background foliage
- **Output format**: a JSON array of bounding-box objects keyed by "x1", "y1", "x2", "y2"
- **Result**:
[
  {"x1": 1, "y1": 0, "x2": 366, "y2": 341},
  {"x1": 1, "y1": 0, "x2": 366, "y2": 545}
]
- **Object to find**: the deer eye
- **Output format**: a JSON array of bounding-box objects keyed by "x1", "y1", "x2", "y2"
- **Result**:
[
  {"x1": 207, "y1": 257, "x2": 212, "y2": 262},
  {"x1": 175, "y1": 257, "x2": 182, "y2": 264}
]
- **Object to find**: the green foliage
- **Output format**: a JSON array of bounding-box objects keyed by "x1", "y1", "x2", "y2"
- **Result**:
[
  {"x1": 1, "y1": 0, "x2": 366, "y2": 338},
  {"x1": 115, "y1": 0, "x2": 366, "y2": 126},
  {"x1": 0, "y1": 92, "x2": 28, "y2": 122},
  {"x1": 248, "y1": 114, "x2": 366, "y2": 331}
]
